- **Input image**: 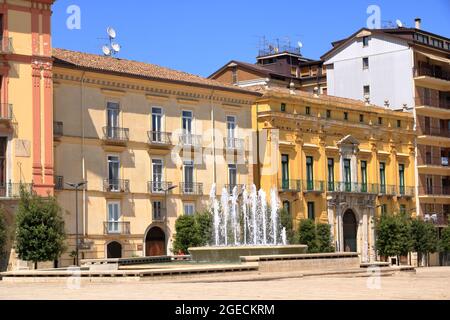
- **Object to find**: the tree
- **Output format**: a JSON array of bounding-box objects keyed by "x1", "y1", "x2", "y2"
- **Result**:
[
  {"x1": 410, "y1": 219, "x2": 439, "y2": 267},
  {"x1": 316, "y1": 223, "x2": 334, "y2": 253},
  {"x1": 0, "y1": 208, "x2": 6, "y2": 257},
  {"x1": 172, "y1": 215, "x2": 201, "y2": 254},
  {"x1": 298, "y1": 219, "x2": 318, "y2": 253},
  {"x1": 440, "y1": 227, "x2": 450, "y2": 265},
  {"x1": 376, "y1": 213, "x2": 412, "y2": 263},
  {"x1": 195, "y1": 210, "x2": 213, "y2": 246},
  {"x1": 279, "y1": 208, "x2": 296, "y2": 244},
  {"x1": 15, "y1": 189, "x2": 66, "y2": 269}
]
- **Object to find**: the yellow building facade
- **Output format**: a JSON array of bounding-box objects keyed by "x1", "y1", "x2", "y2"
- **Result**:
[{"x1": 254, "y1": 89, "x2": 416, "y2": 262}]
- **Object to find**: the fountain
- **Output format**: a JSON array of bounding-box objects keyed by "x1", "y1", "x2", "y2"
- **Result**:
[{"x1": 189, "y1": 184, "x2": 307, "y2": 263}]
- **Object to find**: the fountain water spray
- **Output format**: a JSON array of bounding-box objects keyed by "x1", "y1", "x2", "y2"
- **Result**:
[{"x1": 270, "y1": 188, "x2": 279, "y2": 245}]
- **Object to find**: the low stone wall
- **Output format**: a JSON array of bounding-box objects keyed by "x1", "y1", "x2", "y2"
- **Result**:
[{"x1": 241, "y1": 253, "x2": 360, "y2": 273}]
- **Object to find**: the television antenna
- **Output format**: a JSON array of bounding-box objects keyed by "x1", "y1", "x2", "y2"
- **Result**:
[{"x1": 101, "y1": 27, "x2": 121, "y2": 57}]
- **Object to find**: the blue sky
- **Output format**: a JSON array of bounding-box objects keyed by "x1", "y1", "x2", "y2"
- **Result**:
[{"x1": 52, "y1": 0, "x2": 450, "y2": 77}]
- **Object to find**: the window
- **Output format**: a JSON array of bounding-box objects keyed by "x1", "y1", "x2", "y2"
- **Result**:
[
  {"x1": 360, "y1": 114, "x2": 364, "y2": 123},
  {"x1": 231, "y1": 67, "x2": 238, "y2": 84},
  {"x1": 281, "y1": 103, "x2": 286, "y2": 112},
  {"x1": 107, "y1": 155, "x2": 120, "y2": 191},
  {"x1": 363, "y1": 57, "x2": 369, "y2": 69},
  {"x1": 378, "y1": 117, "x2": 383, "y2": 125},
  {"x1": 397, "y1": 120, "x2": 401, "y2": 128},
  {"x1": 344, "y1": 159, "x2": 351, "y2": 191},
  {"x1": 307, "y1": 202, "x2": 315, "y2": 220},
  {"x1": 153, "y1": 201, "x2": 163, "y2": 221},
  {"x1": 151, "y1": 107, "x2": 163, "y2": 142},
  {"x1": 290, "y1": 67, "x2": 298, "y2": 77},
  {"x1": 226, "y1": 115, "x2": 237, "y2": 148},
  {"x1": 363, "y1": 36, "x2": 369, "y2": 47},
  {"x1": 151, "y1": 159, "x2": 163, "y2": 192},
  {"x1": 305, "y1": 106, "x2": 311, "y2": 115},
  {"x1": 363, "y1": 85, "x2": 370, "y2": 97},
  {"x1": 183, "y1": 160, "x2": 194, "y2": 193},
  {"x1": 361, "y1": 161, "x2": 368, "y2": 192},
  {"x1": 326, "y1": 110, "x2": 331, "y2": 119},
  {"x1": 344, "y1": 112, "x2": 348, "y2": 121},
  {"x1": 380, "y1": 162, "x2": 386, "y2": 193},
  {"x1": 106, "y1": 102, "x2": 120, "y2": 138},
  {"x1": 184, "y1": 203, "x2": 195, "y2": 216},
  {"x1": 399, "y1": 164, "x2": 405, "y2": 194},
  {"x1": 426, "y1": 176, "x2": 433, "y2": 194},
  {"x1": 182, "y1": 110, "x2": 193, "y2": 134},
  {"x1": 107, "y1": 202, "x2": 120, "y2": 233},
  {"x1": 306, "y1": 156, "x2": 314, "y2": 190},
  {"x1": 381, "y1": 204, "x2": 387, "y2": 215},
  {"x1": 400, "y1": 205, "x2": 406, "y2": 215},
  {"x1": 228, "y1": 164, "x2": 237, "y2": 187},
  {"x1": 328, "y1": 158, "x2": 335, "y2": 191},
  {"x1": 281, "y1": 154, "x2": 289, "y2": 189}
]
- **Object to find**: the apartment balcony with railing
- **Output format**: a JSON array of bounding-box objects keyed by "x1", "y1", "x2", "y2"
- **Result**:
[
  {"x1": 303, "y1": 180, "x2": 325, "y2": 194},
  {"x1": 327, "y1": 182, "x2": 378, "y2": 194},
  {"x1": 0, "y1": 38, "x2": 13, "y2": 54},
  {"x1": 148, "y1": 131, "x2": 172, "y2": 148},
  {"x1": 103, "y1": 179, "x2": 130, "y2": 193},
  {"x1": 414, "y1": 65, "x2": 450, "y2": 82},
  {"x1": 178, "y1": 133, "x2": 202, "y2": 148},
  {"x1": 0, "y1": 182, "x2": 33, "y2": 199},
  {"x1": 180, "y1": 182, "x2": 203, "y2": 195},
  {"x1": 54, "y1": 121, "x2": 63, "y2": 139},
  {"x1": 224, "y1": 137, "x2": 245, "y2": 151},
  {"x1": 279, "y1": 179, "x2": 301, "y2": 192},
  {"x1": 102, "y1": 126, "x2": 129, "y2": 145},
  {"x1": 415, "y1": 96, "x2": 450, "y2": 110},
  {"x1": 378, "y1": 184, "x2": 397, "y2": 196},
  {"x1": 0, "y1": 103, "x2": 13, "y2": 126},
  {"x1": 419, "y1": 185, "x2": 450, "y2": 197},
  {"x1": 103, "y1": 221, "x2": 130, "y2": 235},
  {"x1": 398, "y1": 186, "x2": 415, "y2": 198},
  {"x1": 152, "y1": 208, "x2": 167, "y2": 223},
  {"x1": 425, "y1": 213, "x2": 449, "y2": 226},
  {"x1": 148, "y1": 181, "x2": 173, "y2": 194}
]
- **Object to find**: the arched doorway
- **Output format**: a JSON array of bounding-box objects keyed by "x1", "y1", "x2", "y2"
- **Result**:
[
  {"x1": 343, "y1": 210, "x2": 357, "y2": 252},
  {"x1": 106, "y1": 241, "x2": 122, "y2": 259},
  {"x1": 145, "y1": 227, "x2": 166, "y2": 256}
]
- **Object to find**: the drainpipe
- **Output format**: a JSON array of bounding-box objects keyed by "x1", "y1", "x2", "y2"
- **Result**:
[{"x1": 80, "y1": 71, "x2": 87, "y2": 237}]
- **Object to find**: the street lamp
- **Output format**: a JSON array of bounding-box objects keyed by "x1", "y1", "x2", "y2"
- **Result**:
[
  {"x1": 66, "y1": 181, "x2": 87, "y2": 266},
  {"x1": 158, "y1": 185, "x2": 177, "y2": 255}
]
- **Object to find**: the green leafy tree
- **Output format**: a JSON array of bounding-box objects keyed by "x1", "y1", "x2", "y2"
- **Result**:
[
  {"x1": 172, "y1": 215, "x2": 201, "y2": 254},
  {"x1": 410, "y1": 219, "x2": 438, "y2": 267},
  {"x1": 279, "y1": 208, "x2": 296, "y2": 244},
  {"x1": 298, "y1": 219, "x2": 318, "y2": 253},
  {"x1": 0, "y1": 208, "x2": 6, "y2": 257},
  {"x1": 15, "y1": 189, "x2": 66, "y2": 269},
  {"x1": 376, "y1": 213, "x2": 412, "y2": 263},
  {"x1": 440, "y1": 227, "x2": 450, "y2": 265},
  {"x1": 316, "y1": 223, "x2": 334, "y2": 253},
  {"x1": 195, "y1": 210, "x2": 213, "y2": 246}
]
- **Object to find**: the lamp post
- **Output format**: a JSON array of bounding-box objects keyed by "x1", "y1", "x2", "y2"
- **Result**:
[
  {"x1": 159, "y1": 184, "x2": 177, "y2": 255},
  {"x1": 66, "y1": 181, "x2": 87, "y2": 266}
]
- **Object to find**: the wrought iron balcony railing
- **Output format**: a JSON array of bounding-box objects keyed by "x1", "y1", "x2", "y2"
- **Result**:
[
  {"x1": 0, "y1": 182, "x2": 33, "y2": 198},
  {"x1": 419, "y1": 185, "x2": 450, "y2": 196},
  {"x1": 279, "y1": 179, "x2": 301, "y2": 192},
  {"x1": 102, "y1": 126, "x2": 129, "y2": 144},
  {"x1": 148, "y1": 181, "x2": 173, "y2": 194},
  {"x1": 418, "y1": 155, "x2": 450, "y2": 167},
  {"x1": 414, "y1": 66, "x2": 450, "y2": 81},
  {"x1": 181, "y1": 182, "x2": 203, "y2": 195},
  {"x1": 398, "y1": 186, "x2": 415, "y2": 197},
  {"x1": 54, "y1": 121, "x2": 63, "y2": 138},
  {"x1": 415, "y1": 97, "x2": 450, "y2": 110},
  {"x1": 54, "y1": 176, "x2": 64, "y2": 190},
  {"x1": 148, "y1": 131, "x2": 172, "y2": 146},
  {"x1": 224, "y1": 137, "x2": 245, "y2": 151},
  {"x1": 327, "y1": 182, "x2": 379, "y2": 194},
  {"x1": 303, "y1": 180, "x2": 325, "y2": 193},
  {"x1": 418, "y1": 126, "x2": 450, "y2": 138},
  {"x1": 103, "y1": 179, "x2": 130, "y2": 193},
  {"x1": 103, "y1": 221, "x2": 130, "y2": 235},
  {"x1": 378, "y1": 184, "x2": 397, "y2": 196},
  {"x1": 178, "y1": 134, "x2": 202, "y2": 147}
]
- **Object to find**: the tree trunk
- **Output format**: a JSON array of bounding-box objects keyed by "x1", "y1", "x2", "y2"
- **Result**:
[{"x1": 34, "y1": 261, "x2": 37, "y2": 270}]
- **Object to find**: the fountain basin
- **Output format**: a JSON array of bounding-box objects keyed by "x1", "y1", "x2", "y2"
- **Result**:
[{"x1": 188, "y1": 245, "x2": 308, "y2": 263}]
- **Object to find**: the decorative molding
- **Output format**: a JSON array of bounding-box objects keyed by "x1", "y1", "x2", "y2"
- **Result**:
[{"x1": 101, "y1": 88, "x2": 126, "y2": 97}]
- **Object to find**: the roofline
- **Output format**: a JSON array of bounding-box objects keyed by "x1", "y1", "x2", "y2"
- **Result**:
[
  {"x1": 208, "y1": 60, "x2": 269, "y2": 79},
  {"x1": 53, "y1": 58, "x2": 262, "y2": 97}
]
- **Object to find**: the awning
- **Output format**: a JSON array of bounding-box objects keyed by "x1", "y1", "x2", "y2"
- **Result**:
[{"x1": 416, "y1": 50, "x2": 450, "y2": 65}]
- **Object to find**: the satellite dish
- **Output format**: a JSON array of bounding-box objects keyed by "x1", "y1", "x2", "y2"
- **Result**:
[
  {"x1": 396, "y1": 19, "x2": 403, "y2": 28},
  {"x1": 297, "y1": 41, "x2": 303, "y2": 48},
  {"x1": 107, "y1": 27, "x2": 116, "y2": 39},
  {"x1": 111, "y1": 42, "x2": 121, "y2": 53},
  {"x1": 102, "y1": 45, "x2": 111, "y2": 56}
]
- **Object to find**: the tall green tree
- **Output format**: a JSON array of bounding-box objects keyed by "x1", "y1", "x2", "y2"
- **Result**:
[
  {"x1": 172, "y1": 215, "x2": 201, "y2": 254},
  {"x1": 298, "y1": 219, "x2": 318, "y2": 253},
  {"x1": 410, "y1": 219, "x2": 439, "y2": 266},
  {"x1": 195, "y1": 210, "x2": 213, "y2": 246},
  {"x1": 15, "y1": 189, "x2": 66, "y2": 269},
  {"x1": 376, "y1": 213, "x2": 412, "y2": 263},
  {"x1": 316, "y1": 223, "x2": 334, "y2": 253},
  {"x1": 440, "y1": 227, "x2": 450, "y2": 265},
  {"x1": 0, "y1": 208, "x2": 6, "y2": 257},
  {"x1": 279, "y1": 208, "x2": 296, "y2": 244}
]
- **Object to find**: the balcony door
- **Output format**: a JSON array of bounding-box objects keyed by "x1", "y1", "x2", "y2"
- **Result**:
[
  {"x1": 344, "y1": 159, "x2": 351, "y2": 192},
  {"x1": 108, "y1": 155, "x2": 120, "y2": 191},
  {"x1": 281, "y1": 154, "x2": 289, "y2": 190},
  {"x1": 107, "y1": 102, "x2": 120, "y2": 139},
  {"x1": 107, "y1": 202, "x2": 120, "y2": 234},
  {"x1": 152, "y1": 159, "x2": 163, "y2": 192},
  {"x1": 379, "y1": 162, "x2": 386, "y2": 193},
  {"x1": 151, "y1": 107, "x2": 163, "y2": 142},
  {"x1": 227, "y1": 116, "x2": 236, "y2": 148},
  {"x1": 182, "y1": 110, "x2": 193, "y2": 145},
  {"x1": 399, "y1": 164, "x2": 405, "y2": 194},
  {"x1": 306, "y1": 156, "x2": 314, "y2": 190},
  {"x1": 228, "y1": 164, "x2": 237, "y2": 192},
  {"x1": 184, "y1": 160, "x2": 194, "y2": 193},
  {"x1": 361, "y1": 161, "x2": 367, "y2": 192}
]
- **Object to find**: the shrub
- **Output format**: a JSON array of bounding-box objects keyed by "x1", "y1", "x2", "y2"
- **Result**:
[
  {"x1": 279, "y1": 208, "x2": 296, "y2": 244},
  {"x1": 316, "y1": 223, "x2": 334, "y2": 253},
  {"x1": 298, "y1": 219, "x2": 318, "y2": 253},
  {"x1": 172, "y1": 215, "x2": 201, "y2": 254}
]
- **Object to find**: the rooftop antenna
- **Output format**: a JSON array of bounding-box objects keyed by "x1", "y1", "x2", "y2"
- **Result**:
[
  {"x1": 101, "y1": 27, "x2": 121, "y2": 57},
  {"x1": 396, "y1": 19, "x2": 403, "y2": 28}
]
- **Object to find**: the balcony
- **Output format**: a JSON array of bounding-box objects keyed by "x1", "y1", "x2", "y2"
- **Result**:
[
  {"x1": 0, "y1": 103, "x2": 13, "y2": 128},
  {"x1": 398, "y1": 186, "x2": 415, "y2": 198},
  {"x1": 279, "y1": 179, "x2": 301, "y2": 193},
  {"x1": 181, "y1": 182, "x2": 203, "y2": 196},
  {"x1": 327, "y1": 182, "x2": 378, "y2": 194},
  {"x1": 54, "y1": 176, "x2": 64, "y2": 190},
  {"x1": 54, "y1": 121, "x2": 63, "y2": 140},
  {"x1": 102, "y1": 126, "x2": 129, "y2": 146},
  {"x1": 418, "y1": 155, "x2": 450, "y2": 175},
  {"x1": 178, "y1": 134, "x2": 202, "y2": 148},
  {"x1": 224, "y1": 184, "x2": 245, "y2": 194},
  {"x1": 303, "y1": 180, "x2": 325, "y2": 194},
  {"x1": 148, "y1": 131, "x2": 172, "y2": 149},
  {"x1": 0, "y1": 182, "x2": 33, "y2": 199},
  {"x1": 414, "y1": 66, "x2": 450, "y2": 90},
  {"x1": 418, "y1": 126, "x2": 450, "y2": 139},
  {"x1": 0, "y1": 38, "x2": 13, "y2": 54},
  {"x1": 415, "y1": 97, "x2": 450, "y2": 110},
  {"x1": 224, "y1": 137, "x2": 245, "y2": 151},
  {"x1": 153, "y1": 209, "x2": 167, "y2": 223},
  {"x1": 378, "y1": 184, "x2": 397, "y2": 196},
  {"x1": 148, "y1": 181, "x2": 173, "y2": 194},
  {"x1": 419, "y1": 185, "x2": 450, "y2": 197},
  {"x1": 103, "y1": 179, "x2": 130, "y2": 193},
  {"x1": 103, "y1": 221, "x2": 130, "y2": 235}
]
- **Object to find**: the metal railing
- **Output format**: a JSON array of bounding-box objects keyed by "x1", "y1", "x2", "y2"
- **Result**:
[
  {"x1": 102, "y1": 126, "x2": 129, "y2": 143},
  {"x1": 279, "y1": 179, "x2": 301, "y2": 192},
  {"x1": 224, "y1": 137, "x2": 245, "y2": 151},
  {"x1": 103, "y1": 221, "x2": 130, "y2": 235},
  {"x1": 178, "y1": 134, "x2": 202, "y2": 147},
  {"x1": 153, "y1": 208, "x2": 166, "y2": 222},
  {"x1": 0, "y1": 104, "x2": 13, "y2": 120},
  {"x1": 54, "y1": 121, "x2": 63, "y2": 137},
  {"x1": 327, "y1": 182, "x2": 379, "y2": 194},
  {"x1": 398, "y1": 186, "x2": 415, "y2": 197},
  {"x1": 419, "y1": 185, "x2": 450, "y2": 196},
  {"x1": 378, "y1": 184, "x2": 397, "y2": 196},
  {"x1": 181, "y1": 182, "x2": 203, "y2": 195},
  {"x1": 414, "y1": 66, "x2": 450, "y2": 81},
  {"x1": 103, "y1": 179, "x2": 130, "y2": 193},
  {"x1": 0, "y1": 182, "x2": 33, "y2": 198},
  {"x1": 418, "y1": 125, "x2": 450, "y2": 138},
  {"x1": 415, "y1": 97, "x2": 450, "y2": 110},
  {"x1": 148, "y1": 131, "x2": 172, "y2": 146},
  {"x1": 148, "y1": 181, "x2": 173, "y2": 194},
  {"x1": 224, "y1": 184, "x2": 245, "y2": 194},
  {"x1": 418, "y1": 155, "x2": 450, "y2": 167},
  {"x1": 0, "y1": 38, "x2": 13, "y2": 53},
  {"x1": 54, "y1": 176, "x2": 64, "y2": 190},
  {"x1": 303, "y1": 180, "x2": 325, "y2": 193}
]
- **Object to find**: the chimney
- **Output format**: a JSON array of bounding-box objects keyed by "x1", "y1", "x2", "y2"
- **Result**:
[
  {"x1": 415, "y1": 18, "x2": 422, "y2": 29},
  {"x1": 384, "y1": 100, "x2": 390, "y2": 109},
  {"x1": 313, "y1": 86, "x2": 319, "y2": 97}
]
